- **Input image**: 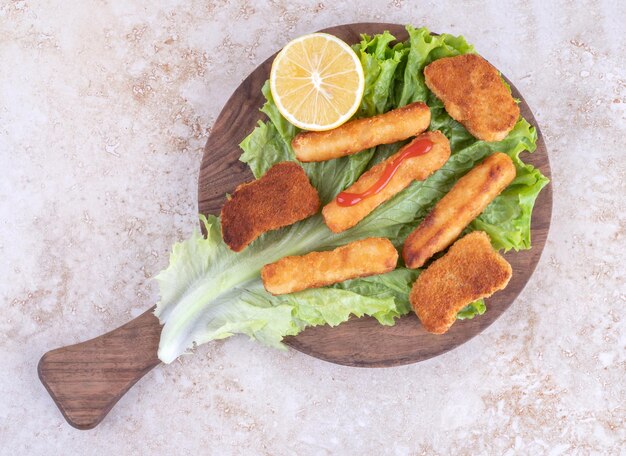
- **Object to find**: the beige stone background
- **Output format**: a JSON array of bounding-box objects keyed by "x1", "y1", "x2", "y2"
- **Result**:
[{"x1": 1, "y1": 0, "x2": 625, "y2": 454}]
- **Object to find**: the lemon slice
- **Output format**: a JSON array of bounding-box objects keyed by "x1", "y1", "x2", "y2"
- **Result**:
[{"x1": 270, "y1": 33, "x2": 365, "y2": 131}]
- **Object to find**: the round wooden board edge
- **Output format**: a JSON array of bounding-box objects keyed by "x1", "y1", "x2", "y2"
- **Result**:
[{"x1": 199, "y1": 22, "x2": 553, "y2": 368}]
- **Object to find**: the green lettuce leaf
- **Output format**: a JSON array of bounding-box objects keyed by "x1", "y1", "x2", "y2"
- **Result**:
[
  {"x1": 356, "y1": 30, "x2": 406, "y2": 116},
  {"x1": 155, "y1": 216, "x2": 414, "y2": 362},
  {"x1": 154, "y1": 26, "x2": 549, "y2": 363},
  {"x1": 457, "y1": 300, "x2": 487, "y2": 320}
]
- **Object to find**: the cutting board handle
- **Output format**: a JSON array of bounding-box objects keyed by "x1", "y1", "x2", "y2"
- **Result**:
[{"x1": 38, "y1": 307, "x2": 162, "y2": 429}]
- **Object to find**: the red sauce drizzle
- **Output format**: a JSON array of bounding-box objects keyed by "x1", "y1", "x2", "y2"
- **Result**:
[{"x1": 336, "y1": 138, "x2": 434, "y2": 207}]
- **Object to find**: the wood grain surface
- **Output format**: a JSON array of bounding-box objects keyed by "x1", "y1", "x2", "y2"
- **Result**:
[
  {"x1": 38, "y1": 308, "x2": 161, "y2": 429},
  {"x1": 38, "y1": 23, "x2": 551, "y2": 430}
]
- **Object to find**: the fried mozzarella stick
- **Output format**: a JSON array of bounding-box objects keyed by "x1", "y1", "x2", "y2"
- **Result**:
[
  {"x1": 322, "y1": 130, "x2": 451, "y2": 233},
  {"x1": 291, "y1": 102, "x2": 431, "y2": 162},
  {"x1": 410, "y1": 231, "x2": 512, "y2": 334},
  {"x1": 261, "y1": 238, "x2": 398, "y2": 295},
  {"x1": 403, "y1": 152, "x2": 516, "y2": 269}
]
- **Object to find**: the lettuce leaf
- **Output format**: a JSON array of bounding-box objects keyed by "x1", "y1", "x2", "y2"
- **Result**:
[
  {"x1": 154, "y1": 26, "x2": 549, "y2": 363},
  {"x1": 155, "y1": 215, "x2": 414, "y2": 362},
  {"x1": 457, "y1": 300, "x2": 487, "y2": 320}
]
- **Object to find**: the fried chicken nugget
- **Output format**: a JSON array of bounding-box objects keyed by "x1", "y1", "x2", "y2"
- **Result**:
[
  {"x1": 424, "y1": 54, "x2": 519, "y2": 142},
  {"x1": 221, "y1": 162, "x2": 320, "y2": 252},
  {"x1": 410, "y1": 231, "x2": 512, "y2": 334},
  {"x1": 261, "y1": 237, "x2": 398, "y2": 295},
  {"x1": 403, "y1": 152, "x2": 516, "y2": 269},
  {"x1": 322, "y1": 130, "x2": 451, "y2": 233},
  {"x1": 291, "y1": 102, "x2": 431, "y2": 162}
]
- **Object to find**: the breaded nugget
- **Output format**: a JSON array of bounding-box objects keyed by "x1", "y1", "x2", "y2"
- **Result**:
[
  {"x1": 322, "y1": 130, "x2": 451, "y2": 233},
  {"x1": 410, "y1": 231, "x2": 512, "y2": 334},
  {"x1": 221, "y1": 162, "x2": 320, "y2": 252},
  {"x1": 403, "y1": 152, "x2": 516, "y2": 269},
  {"x1": 261, "y1": 237, "x2": 398, "y2": 295},
  {"x1": 424, "y1": 54, "x2": 519, "y2": 142},
  {"x1": 292, "y1": 102, "x2": 431, "y2": 162}
]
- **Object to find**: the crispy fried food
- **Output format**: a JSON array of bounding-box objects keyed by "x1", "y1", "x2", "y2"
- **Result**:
[
  {"x1": 403, "y1": 152, "x2": 516, "y2": 269},
  {"x1": 424, "y1": 54, "x2": 519, "y2": 142},
  {"x1": 410, "y1": 231, "x2": 512, "y2": 334},
  {"x1": 322, "y1": 130, "x2": 451, "y2": 233},
  {"x1": 221, "y1": 162, "x2": 320, "y2": 252},
  {"x1": 291, "y1": 102, "x2": 431, "y2": 162},
  {"x1": 261, "y1": 237, "x2": 398, "y2": 295}
]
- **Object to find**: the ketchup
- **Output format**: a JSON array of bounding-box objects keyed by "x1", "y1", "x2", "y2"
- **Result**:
[{"x1": 336, "y1": 138, "x2": 434, "y2": 207}]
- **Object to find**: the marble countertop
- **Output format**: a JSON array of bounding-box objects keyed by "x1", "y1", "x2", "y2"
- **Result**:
[{"x1": 1, "y1": 1, "x2": 624, "y2": 454}]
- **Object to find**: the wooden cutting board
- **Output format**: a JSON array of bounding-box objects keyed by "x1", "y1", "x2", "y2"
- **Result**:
[{"x1": 38, "y1": 23, "x2": 552, "y2": 430}]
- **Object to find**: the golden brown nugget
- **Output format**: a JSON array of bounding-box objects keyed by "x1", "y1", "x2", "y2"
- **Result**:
[
  {"x1": 291, "y1": 102, "x2": 431, "y2": 162},
  {"x1": 261, "y1": 237, "x2": 398, "y2": 295},
  {"x1": 221, "y1": 162, "x2": 320, "y2": 252},
  {"x1": 322, "y1": 130, "x2": 451, "y2": 233},
  {"x1": 424, "y1": 54, "x2": 519, "y2": 142},
  {"x1": 403, "y1": 152, "x2": 516, "y2": 269},
  {"x1": 410, "y1": 231, "x2": 512, "y2": 334}
]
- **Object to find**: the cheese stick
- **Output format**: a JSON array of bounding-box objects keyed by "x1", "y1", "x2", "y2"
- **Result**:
[
  {"x1": 322, "y1": 130, "x2": 451, "y2": 233},
  {"x1": 291, "y1": 102, "x2": 431, "y2": 162},
  {"x1": 403, "y1": 152, "x2": 516, "y2": 269},
  {"x1": 261, "y1": 237, "x2": 398, "y2": 295}
]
